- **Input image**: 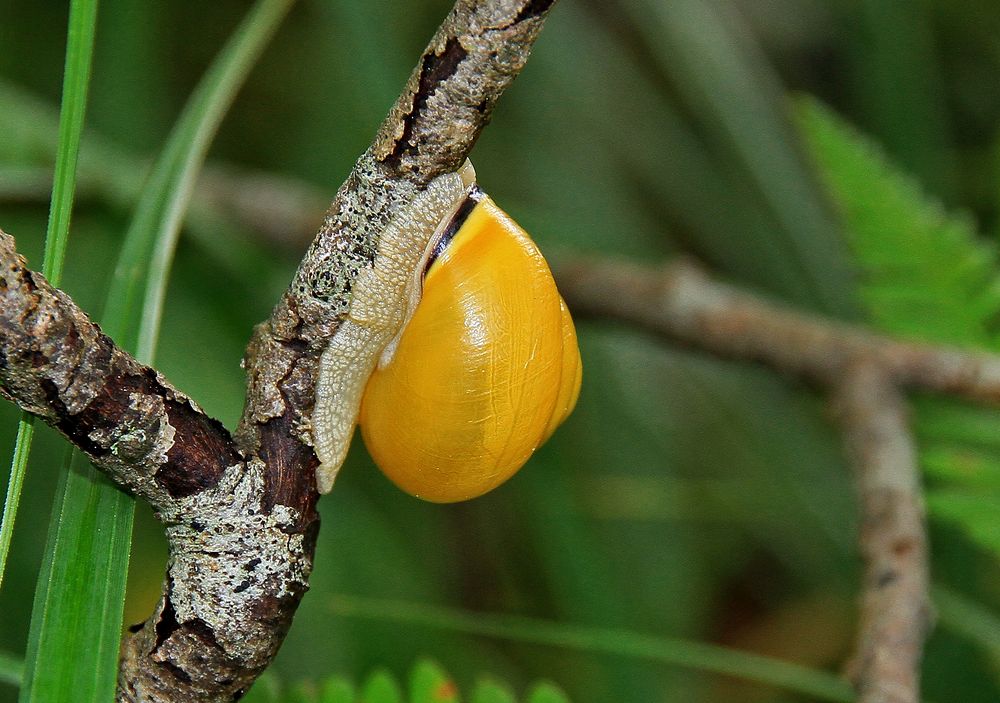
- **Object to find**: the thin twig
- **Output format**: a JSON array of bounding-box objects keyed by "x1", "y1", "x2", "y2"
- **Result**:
[
  {"x1": 556, "y1": 257, "x2": 1000, "y2": 401},
  {"x1": 0, "y1": 162, "x2": 330, "y2": 250},
  {"x1": 835, "y1": 363, "x2": 931, "y2": 703}
]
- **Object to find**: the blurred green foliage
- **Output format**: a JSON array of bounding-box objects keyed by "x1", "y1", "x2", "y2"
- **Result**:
[
  {"x1": 241, "y1": 658, "x2": 571, "y2": 703},
  {"x1": 2, "y1": 1, "x2": 1000, "y2": 702},
  {"x1": 797, "y1": 96, "x2": 1000, "y2": 561}
]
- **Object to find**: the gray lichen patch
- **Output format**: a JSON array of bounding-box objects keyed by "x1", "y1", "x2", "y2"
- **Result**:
[
  {"x1": 162, "y1": 462, "x2": 311, "y2": 663},
  {"x1": 240, "y1": 325, "x2": 301, "y2": 427},
  {"x1": 90, "y1": 391, "x2": 176, "y2": 495}
]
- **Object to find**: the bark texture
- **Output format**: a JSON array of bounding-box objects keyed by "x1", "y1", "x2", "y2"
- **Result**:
[
  {"x1": 836, "y1": 364, "x2": 930, "y2": 703},
  {"x1": 0, "y1": 232, "x2": 237, "y2": 505},
  {"x1": 0, "y1": 1, "x2": 558, "y2": 700}
]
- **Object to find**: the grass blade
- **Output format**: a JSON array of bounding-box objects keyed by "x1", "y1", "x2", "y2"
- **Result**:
[
  {"x1": 134, "y1": 0, "x2": 296, "y2": 363},
  {"x1": 328, "y1": 594, "x2": 855, "y2": 702},
  {"x1": 0, "y1": 418, "x2": 36, "y2": 592},
  {"x1": 0, "y1": 0, "x2": 99, "y2": 592},
  {"x1": 933, "y1": 585, "x2": 1000, "y2": 666},
  {"x1": 20, "y1": 1, "x2": 294, "y2": 699},
  {"x1": 0, "y1": 649, "x2": 24, "y2": 688},
  {"x1": 848, "y1": 0, "x2": 954, "y2": 196},
  {"x1": 21, "y1": 453, "x2": 133, "y2": 701},
  {"x1": 626, "y1": 0, "x2": 857, "y2": 318}
]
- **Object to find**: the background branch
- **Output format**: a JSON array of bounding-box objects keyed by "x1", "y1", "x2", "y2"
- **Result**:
[
  {"x1": 556, "y1": 257, "x2": 1000, "y2": 401},
  {"x1": 835, "y1": 363, "x2": 931, "y2": 703},
  {"x1": 556, "y1": 256, "x2": 942, "y2": 701}
]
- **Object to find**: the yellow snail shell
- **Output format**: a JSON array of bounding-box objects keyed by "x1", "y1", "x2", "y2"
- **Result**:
[
  {"x1": 312, "y1": 164, "x2": 581, "y2": 502},
  {"x1": 360, "y1": 188, "x2": 581, "y2": 502}
]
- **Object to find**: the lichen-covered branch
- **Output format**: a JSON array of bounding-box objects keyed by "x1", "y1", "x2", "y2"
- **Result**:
[
  {"x1": 0, "y1": 1, "x2": 558, "y2": 701},
  {"x1": 0, "y1": 228, "x2": 302, "y2": 699},
  {"x1": 131, "y1": 0, "x2": 558, "y2": 699},
  {"x1": 267, "y1": 0, "x2": 557, "y2": 344},
  {"x1": 835, "y1": 363, "x2": 930, "y2": 703},
  {"x1": 556, "y1": 257, "x2": 1000, "y2": 401},
  {"x1": 234, "y1": 0, "x2": 558, "y2": 570},
  {"x1": 0, "y1": 231, "x2": 238, "y2": 504}
]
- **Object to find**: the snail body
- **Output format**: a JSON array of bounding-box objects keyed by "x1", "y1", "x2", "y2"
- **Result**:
[{"x1": 312, "y1": 164, "x2": 581, "y2": 501}]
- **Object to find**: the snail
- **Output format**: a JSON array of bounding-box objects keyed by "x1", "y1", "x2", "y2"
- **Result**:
[{"x1": 312, "y1": 162, "x2": 582, "y2": 502}]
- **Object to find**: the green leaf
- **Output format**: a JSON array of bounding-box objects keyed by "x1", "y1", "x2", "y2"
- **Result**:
[
  {"x1": 470, "y1": 678, "x2": 515, "y2": 703},
  {"x1": 934, "y1": 585, "x2": 1000, "y2": 670},
  {"x1": 243, "y1": 670, "x2": 284, "y2": 703},
  {"x1": 361, "y1": 669, "x2": 404, "y2": 703},
  {"x1": 0, "y1": 418, "x2": 36, "y2": 592},
  {"x1": 921, "y1": 446, "x2": 1000, "y2": 487},
  {"x1": 915, "y1": 400, "x2": 1000, "y2": 453},
  {"x1": 20, "y1": 452, "x2": 133, "y2": 701},
  {"x1": 927, "y1": 492, "x2": 1000, "y2": 553},
  {"x1": 0, "y1": 649, "x2": 24, "y2": 688},
  {"x1": 20, "y1": 1, "x2": 294, "y2": 700},
  {"x1": 795, "y1": 96, "x2": 1000, "y2": 557},
  {"x1": 525, "y1": 683, "x2": 570, "y2": 703},
  {"x1": 410, "y1": 659, "x2": 459, "y2": 703},
  {"x1": 239, "y1": 665, "x2": 572, "y2": 703},
  {"x1": 328, "y1": 595, "x2": 853, "y2": 702},
  {"x1": 319, "y1": 675, "x2": 357, "y2": 703},
  {"x1": 795, "y1": 96, "x2": 1000, "y2": 347},
  {"x1": 0, "y1": 0, "x2": 98, "y2": 594}
]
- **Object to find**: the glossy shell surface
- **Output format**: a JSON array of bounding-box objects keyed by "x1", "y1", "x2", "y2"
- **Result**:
[{"x1": 359, "y1": 194, "x2": 582, "y2": 502}]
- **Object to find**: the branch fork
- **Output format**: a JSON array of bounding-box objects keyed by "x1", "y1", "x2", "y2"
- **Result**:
[{"x1": 0, "y1": 1, "x2": 558, "y2": 700}]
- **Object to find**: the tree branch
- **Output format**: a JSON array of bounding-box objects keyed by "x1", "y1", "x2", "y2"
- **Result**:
[
  {"x1": 835, "y1": 363, "x2": 931, "y2": 703},
  {"x1": 556, "y1": 257, "x2": 1000, "y2": 401},
  {"x1": 0, "y1": 231, "x2": 237, "y2": 504},
  {"x1": 0, "y1": 1, "x2": 559, "y2": 700}
]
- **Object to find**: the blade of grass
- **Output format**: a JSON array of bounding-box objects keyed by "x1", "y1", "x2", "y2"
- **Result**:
[
  {"x1": 20, "y1": 452, "x2": 133, "y2": 701},
  {"x1": 327, "y1": 594, "x2": 856, "y2": 702},
  {"x1": 134, "y1": 0, "x2": 295, "y2": 363},
  {"x1": 0, "y1": 649, "x2": 24, "y2": 688},
  {"x1": 848, "y1": 0, "x2": 954, "y2": 197},
  {"x1": 625, "y1": 0, "x2": 857, "y2": 318},
  {"x1": 933, "y1": 585, "x2": 1000, "y2": 666},
  {"x1": 0, "y1": 418, "x2": 36, "y2": 592},
  {"x1": 20, "y1": 1, "x2": 295, "y2": 699},
  {"x1": 0, "y1": 86, "x2": 294, "y2": 300},
  {"x1": 0, "y1": 0, "x2": 99, "y2": 593}
]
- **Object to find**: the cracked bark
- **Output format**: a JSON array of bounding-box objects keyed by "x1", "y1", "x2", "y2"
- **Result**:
[{"x1": 0, "y1": 1, "x2": 558, "y2": 700}]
